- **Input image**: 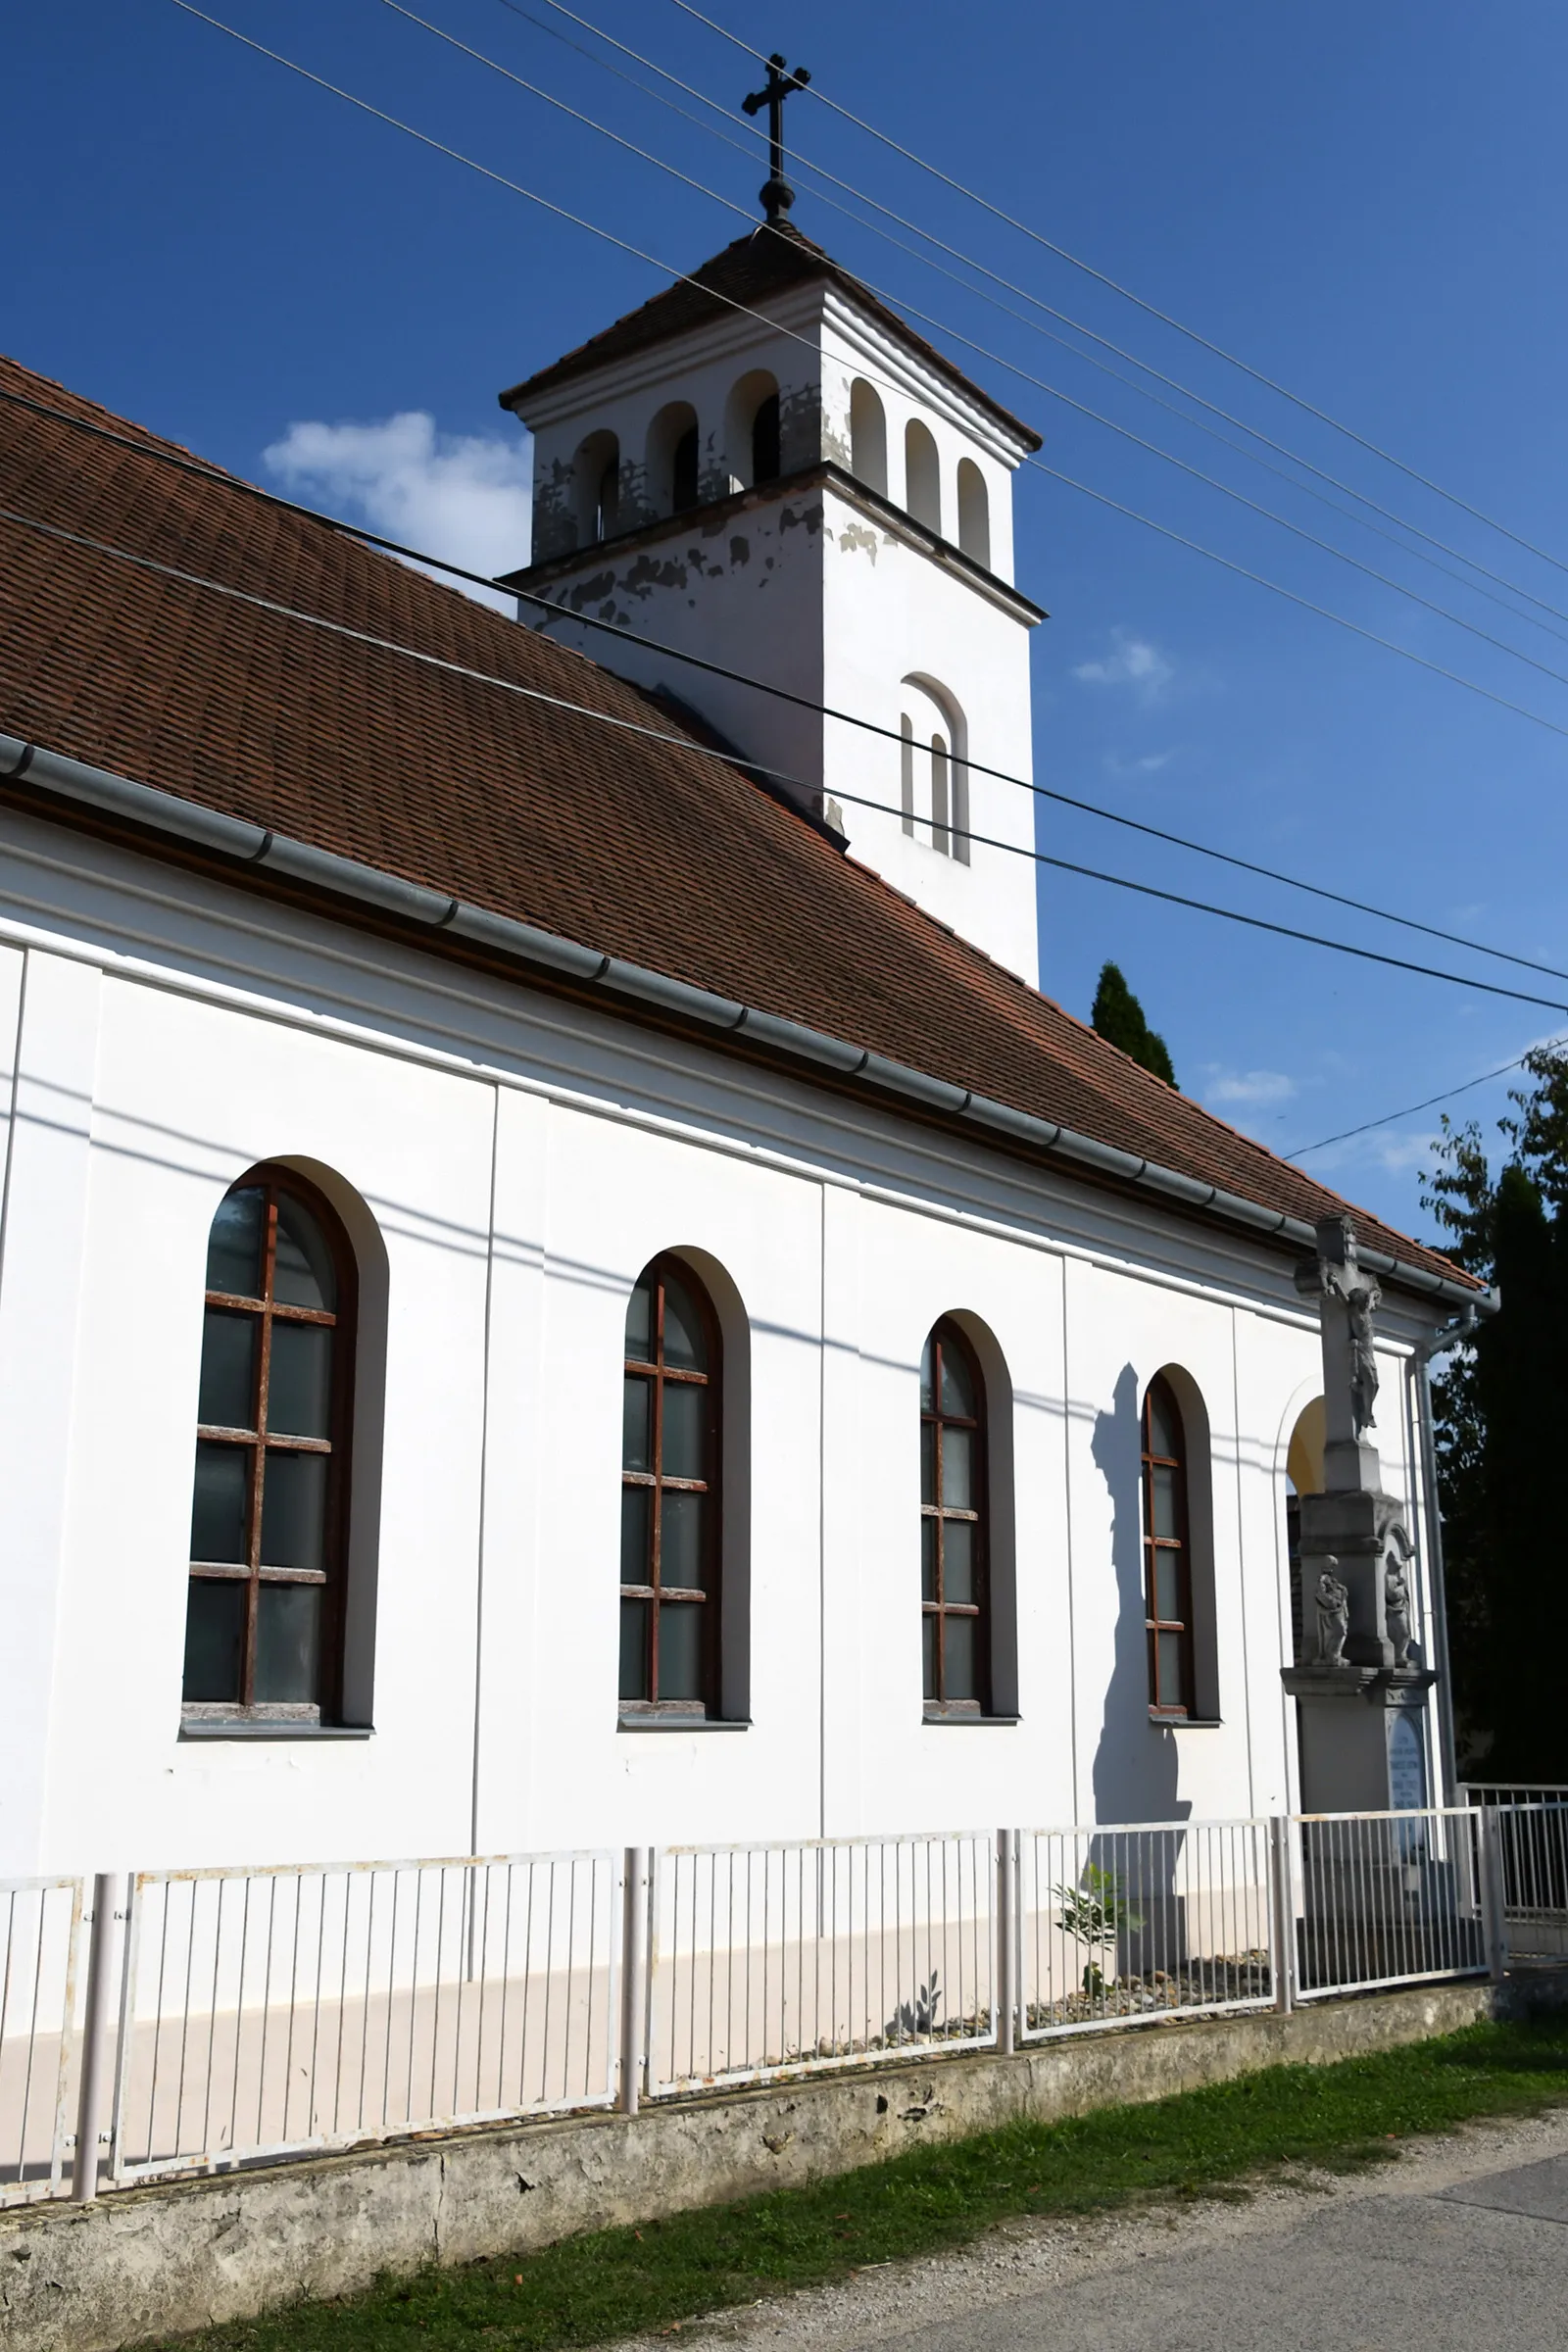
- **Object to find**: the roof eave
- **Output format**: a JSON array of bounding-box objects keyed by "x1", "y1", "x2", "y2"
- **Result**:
[{"x1": 0, "y1": 730, "x2": 1491, "y2": 1318}]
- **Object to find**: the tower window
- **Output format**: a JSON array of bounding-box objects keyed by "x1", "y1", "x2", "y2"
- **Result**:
[
  {"x1": 672, "y1": 425, "x2": 700, "y2": 514},
  {"x1": 899, "y1": 680, "x2": 969, "y2": 862},
  {"x1": 572, "y1": 429, "x2": 620, "y2": 547},
  {"x1": 647, "y1": 402, "x2": 700, "y2": 518},
  {"x1": 956, "y1": 459, "x2": 990, "y2": 567},
  {"x1": 595, "y1": 458, "x2": 620, "y2": 541},
  {"x1": 850, "y1": 379, "x2": 887, "y2": 496},
  {"x1": 905, "y1": 419, "x2": 942, "y2": 534},
  {"x1": 751, "y1": 393, "x2": 781, "y2": 487}
]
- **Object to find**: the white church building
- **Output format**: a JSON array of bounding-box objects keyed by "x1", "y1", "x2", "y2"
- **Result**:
[{"x1": 0, "y1": 220, "x2": 1485, "y2": 1883}]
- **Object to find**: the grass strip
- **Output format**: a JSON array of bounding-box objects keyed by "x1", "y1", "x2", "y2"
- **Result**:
[{"x1": 154, "y1": 2018, "x2": 1568, "y2": 2351}]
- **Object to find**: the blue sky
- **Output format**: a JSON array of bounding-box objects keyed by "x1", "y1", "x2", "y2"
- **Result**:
[{"x1": 10, "y1": 0, "x2": 1568, "y2": 1245}]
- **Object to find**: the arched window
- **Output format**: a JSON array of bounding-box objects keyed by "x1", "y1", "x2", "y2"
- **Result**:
[
  {"x1": 647, "y1": 402, "x2": 700, "y2": 517},
  {"x1": 956, "y1": 458, "x2": 990, "y2": 566},
  {"x1": 725, "y1": 368, "x2": 781, "y2": 492},
  {"x1": 620, "y1": 1257, "x2": 721, "y2": 1716},
  {"x1": 899, "y1": 678, "x2": 968, "y2": 862},
  {"x1": 751, "y1": 393, "x2": 781, "y2": 487},
  {"x1": 672, "y1": 425, "x2": 699, "y2": 513},
  {"x1": 182, "y1": 1169, "x2": 356, "y2": 1723},
  {"x1": 1142, "y1": 1374, "x2": 1195, "y2": 1716},
  {"x1": 850, "y1": 378, "x2": 887, "y2": 495},
  {"x1": 920, "y1": 1318, "x2": 989, "y2": 1716},
  {"x1": 905, "y1": 418, "x2": 942, "y2": 533},
  {"x1": 572, "y1": 429, "x2": 620, "y2": 546}
]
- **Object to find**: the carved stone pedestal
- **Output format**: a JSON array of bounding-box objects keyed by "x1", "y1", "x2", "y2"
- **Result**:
[
  {"x1": 1283, "y1": 1217, "x2": 1438, "y2": 1818},
  {"x1": 1283, "y1": 1659, "x2": 1437, "y2": 1815}
]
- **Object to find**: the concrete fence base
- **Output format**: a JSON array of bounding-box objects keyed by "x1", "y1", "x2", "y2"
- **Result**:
[{"x1": 0, "y1": 1980, "x2": 1523, "y2": 2352}]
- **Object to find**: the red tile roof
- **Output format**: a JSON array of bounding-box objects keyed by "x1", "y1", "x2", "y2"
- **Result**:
[
  {"x1": 0, "y1": 354, "x2": 1469, "y2": 1295},
  {"x1": 497, "y1": 224, "x2": 1044, "y2": 451}
]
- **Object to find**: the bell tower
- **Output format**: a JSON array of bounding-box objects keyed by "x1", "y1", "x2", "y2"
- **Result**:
[{"x1": 497, "y1": 186, "x2": 1045, "y2": 985}]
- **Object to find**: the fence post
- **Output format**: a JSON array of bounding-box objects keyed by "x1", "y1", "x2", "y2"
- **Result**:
[
  {"x1": 618, "y1": 1846, "x2": 648, "y2": 2117},
  {"x1": 1269, "y1": 1816, "x2": 1295, "y2": 2015},
  {"x1": 71, "y1": 1872, "x2": 122, "y2": 2203},
  {"x1": 995, "y1": 1830, "x2": 1016, "y2": 2056},
  {"x1": 1479, "y1": 1807, "x2": 1508, "y2": 1986}
]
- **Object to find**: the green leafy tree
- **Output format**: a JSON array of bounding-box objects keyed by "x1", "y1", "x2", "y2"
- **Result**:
[
  {"x1": 1091, "y1": 960, "x2": 1177, "y2": 1088},
  {"x1": 1422, "y1": 1045, "x2": 1568, "y2": 1778}
]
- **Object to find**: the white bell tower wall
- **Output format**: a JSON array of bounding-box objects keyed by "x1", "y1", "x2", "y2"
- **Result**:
[{"x1": 501, "y1": 272, "x2": 1042, "y2": 986}]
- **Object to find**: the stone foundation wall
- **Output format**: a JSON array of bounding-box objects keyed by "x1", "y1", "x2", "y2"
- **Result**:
[{"x1": 0, "y1": 1982, "x2": 1503, "y2": 2352}]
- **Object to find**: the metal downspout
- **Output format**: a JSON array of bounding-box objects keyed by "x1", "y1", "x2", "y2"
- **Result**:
[{"x1": 1414, "y1": 1306, "x2": 1478, "y2": 1805}]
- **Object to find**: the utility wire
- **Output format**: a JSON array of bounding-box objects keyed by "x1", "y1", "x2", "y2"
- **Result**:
[
  {"x1": 12, "y1": 377, "x2": 1568, "y2": 996},
  {"x1": 11, "y1": 493, "x2": 1568, "y2": 1025},
  {"x1": 1287, "y1": 1045, "x2": 1552, "y2": 1159},
  {"x1": 514, "y1": 0, "x2": 1568, "y2": 646},
  {"x1": 163, "y1": 0, "x2": 1568, "y2": 751},
  {"x1": 377, "y1": 0, "x2": 1568, "y2": 701},
  {"x1": 663, "y1": 0, "x2": 1568, "y2": 589}
]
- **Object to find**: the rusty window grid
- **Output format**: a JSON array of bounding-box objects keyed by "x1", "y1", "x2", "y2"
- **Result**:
[
  {"x1": 920, "y1": 1318, "x2": 989, "y2": 1717},
  {"x1": 187, "y1": 1170, "x2": 355, "y2": 1719},
  {"x1": 1141, "y1": 1373, "x2": 1196, "y2": 1716},
  {"x1": 620, "y1": 1257, "x2": 721, "y2": 1716}
]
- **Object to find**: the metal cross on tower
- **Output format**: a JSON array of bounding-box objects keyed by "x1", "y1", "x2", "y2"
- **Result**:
[{"x1": 742, "y1": 53, "x2": 811, "y2": 226}]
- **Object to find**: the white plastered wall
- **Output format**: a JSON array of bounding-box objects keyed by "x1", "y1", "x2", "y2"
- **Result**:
[{"x1": 0, "y1": 815, "x2": 1445, "y2": 1876}]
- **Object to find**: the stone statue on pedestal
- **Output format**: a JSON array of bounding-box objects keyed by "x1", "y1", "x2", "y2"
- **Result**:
[
  {"x1": 1313, "y1": 1565, "x2": 1350, "y2": 1666},
  {"x1": 1282, "y1": 1214, "x2": 1437, "y2": 1815},
  {"x1": 1385, "y1": 1545, "x2": 1413, "y2": 1665}
]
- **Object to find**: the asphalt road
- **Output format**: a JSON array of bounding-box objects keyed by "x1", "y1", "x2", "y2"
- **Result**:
[
  {"x1": 632, "y1": 2110, "x2": 1568, "y2": 2352},
  {"x1": 870, "y1": 2150, "x2": 1568, "y2": 2349}
]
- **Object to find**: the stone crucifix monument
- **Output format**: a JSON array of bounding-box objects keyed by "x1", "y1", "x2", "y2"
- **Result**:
[{"x1": 1282, "y1": 1214, "x2": 1436, "y2": 1814}]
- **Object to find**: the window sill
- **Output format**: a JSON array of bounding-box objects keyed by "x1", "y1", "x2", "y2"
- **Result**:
[
  {"x1": 1149, "y1": 1711, "x2": 1223, "y2": 1729},
  {"x1": 178, "y1": 1721, "x2": 374, "y2": 1742},
  {"x1": 616, "y1": 1714, "x2": 751, "y2": 1734},
  {"x1": 923, "y1": 1711, "x2": 1021, "y2": 1727}
]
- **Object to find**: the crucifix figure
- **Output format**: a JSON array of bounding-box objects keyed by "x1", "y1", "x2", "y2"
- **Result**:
[
  {"x1": 1293, "y1": 1212, "x2": 1384, "y2": 1492},
  {"x1": 743, "y1": 52, "x2": 811, "y2": 225}
]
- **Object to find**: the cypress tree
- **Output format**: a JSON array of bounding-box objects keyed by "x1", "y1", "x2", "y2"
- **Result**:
[{"x1": 1091, "y1": 960, "x2": 1177, "y2": 1088}]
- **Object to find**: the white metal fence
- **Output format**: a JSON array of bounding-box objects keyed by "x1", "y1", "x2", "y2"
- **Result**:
[
  {"x1": 645, "y1": 1832, "x2": 997, "y2": 2094},
  {"x1": 6, "y1": 1801, "x2": 1563, "y2": 2212},
  {"x1": 1285, "y1": 1809, "x2": 1488, "y2": 1999},
  {"x1": 108, "y1": 1851, "x2": 618, "y2": 2185},
  {"x1": 0, "y1": 1877, "x2": 83, "y2": 2204},
  {"x1": 1018, "y1": 1818, "x2": 1275, "y2": 2035},
  {"x1": 1483, "y1": 1803, "x2": 1568, "y2": 1960}
]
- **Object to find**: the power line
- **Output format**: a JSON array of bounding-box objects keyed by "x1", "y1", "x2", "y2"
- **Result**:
[
  {"x1": 662, "y1": 0, "x2": 1568, "y2": 589},
  {"x1": 513, "y1": 0, "x2": 1568, "y2": 648},
  {"x1": 1286, "y1": 1045, "x2": 1551, "y2": 1159},
  {"x1": 11, "y1": 493, "x2": 1568, "y2": 1025},
  {"x1": 378, "y1": 0, "x2": 1568, "y2": 702},
  {"x1": 164, "y1": 0, "x2": 1568, "y2": 750},
  {"x1": 13, "y1": 377, "x2": 1568, "y2": 996}
]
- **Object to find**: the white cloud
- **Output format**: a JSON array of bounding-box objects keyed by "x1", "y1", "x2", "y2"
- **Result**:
[
  {"x1": 263, "y1": 413, "x2": 532, "y2": 612},
  {"x1": 1105, "y1": 749, "x2": 1174, "y2": 778},
  {"x1": 1071, "y1": 628, "x2": 1174, "y2": 697},
  {"x1": 1201, "y1": 1068, "x2": 1298, "y2": 1108},
  {"x1": 1369, "y1": 1130, "x2": 1442, "y2": 1176}
]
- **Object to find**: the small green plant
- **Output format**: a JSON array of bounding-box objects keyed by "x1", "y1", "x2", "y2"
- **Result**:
[{"x1": 1054, "y1": 1864, "x2": 1144, "y2": 1998}]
